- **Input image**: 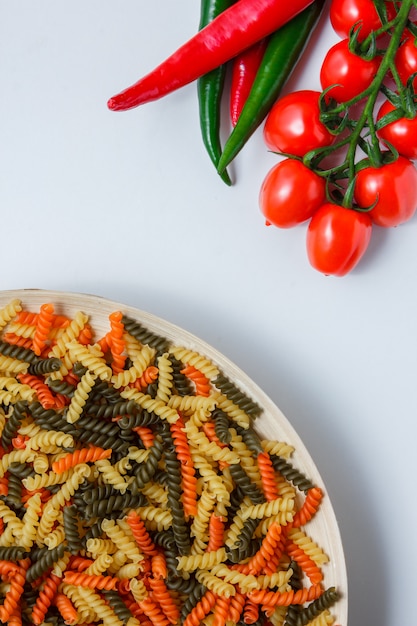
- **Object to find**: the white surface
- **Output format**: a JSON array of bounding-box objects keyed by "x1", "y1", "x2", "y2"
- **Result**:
[{"x1": 0, "y1": 2, "x2": 415, "y2": 624}]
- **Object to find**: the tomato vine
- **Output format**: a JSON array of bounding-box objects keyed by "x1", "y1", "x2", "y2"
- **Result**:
[{"x1": 260, "y1": 0, "x2": 417, "y2": 276}]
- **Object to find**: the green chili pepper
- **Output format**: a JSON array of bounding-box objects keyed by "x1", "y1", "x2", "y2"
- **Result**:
[
  {"x1": 217, "y1": 0, "x2": 326, "y2": 177},
  {"x1": 197, "y1": 0, "x2": 236, "y2": 186}
]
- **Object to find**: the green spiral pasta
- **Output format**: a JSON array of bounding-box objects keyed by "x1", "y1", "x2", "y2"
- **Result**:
[
  {"x1": 212, "y1": 408, "x2": 232, "y2": 444},
  {"x1": 130, "y1": 438, "x2": 164, "y2": 492},
  {"x1": 0, "y1": 545, "x2": 28, "y2": 560},
  {"x1": 296, "y1": 587, "x2": 340, "y2": 625},
  {"x1": 122, "y1": 315, "x2": 171, "y2": 353},
  {"x1": 101, "y1": 590, "x2": 133, "y2": 623},
  {"x1": 46, "y1": 377, "x2": 76, "y2": 397},
  {"x1": 270, "y1": 454, "x2": 315, "y2": 493},
  {"x1": 228, "y1": 462, "x2": 265, "y2": 505},
  {"x1": 26, "y1": 543, "x2": 66, "y2": 583},
  {"x1": 213, "y1": 371, "x2": 262, "y2": 418},
  {"x1": 28, "y1": 357, "x2": 62, "y2": 376},
  {"x1": 62, "y1": 504, "x2": 82, "y2": 554},
  {"x1": 180, "y1": 581, "x2": 207, "y2": 622},
  {"x1": 84, "y1": 398, "x2": 140, "y2": 420},
  {"x1": 2, "y1": 471, "x2": 24, "y2": 511},
  {"x1": 170, "y1": 355, "x2": 194, "y2": 396},
  {"x1": 1, "y1": 400, "x2": 28, "y2": 449},
  {"x1": 82, "y1": 493, "x2": 147, "y2": 519},
  {"x1": 29, "y1": 402, "x2": 77, "y2": 436},
  {"x1": 0, "y1": 340, "x2": 39, "y2": 365}
]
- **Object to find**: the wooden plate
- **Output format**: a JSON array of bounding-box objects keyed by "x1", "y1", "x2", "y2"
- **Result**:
[{"x1": 0, "y1": 288, "x2": 348, "y2": 624}]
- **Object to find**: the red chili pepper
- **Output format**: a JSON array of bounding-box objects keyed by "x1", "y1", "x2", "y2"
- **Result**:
[
  {"x1": 230, "y1": 38, "x2": 268, "y2": 126},
  {"x1": 107, "y1": 0, "x2": 315, "y2": 111}
]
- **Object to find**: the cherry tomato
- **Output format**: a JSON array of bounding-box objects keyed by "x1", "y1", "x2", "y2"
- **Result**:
[
  {"x1": 259, "y1": 159, "x2": 326, "y2": 228},
  {"x1": 354, "y1": 157, "x2": 417, "y2": 227},
  {"x1": 263, "y1": 90, "x2": 335, "y2": 157},
  {"x1": 320, "y1": 39, "x2": 380, "y2": 103},
  {"x1": 330, "y1": 0, "x2": 396, "y2": 41},
  {"x1": 376, "y1": 100, "x2": 417, "y2": 160},
  {"x1": 306, "y1": 203, "x2": 372, "y2": 276},
  {"x1": 395, "y1": 37, "x2": 417, "y2": 89}
]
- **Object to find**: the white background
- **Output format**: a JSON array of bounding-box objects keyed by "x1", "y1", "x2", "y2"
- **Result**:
[{"x1": 1, "y1": 2, "x2": 416, "y2": 624}]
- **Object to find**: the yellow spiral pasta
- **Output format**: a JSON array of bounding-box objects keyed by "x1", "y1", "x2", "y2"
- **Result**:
[
  {"x1": 110, "y1": 344, "x2": 155, "y2": 389},
  {"x1": 177, "y1": 548, "x2": 227, "y2": 572},
  {"x1": 240, "y1": 495, "x2": 295, "y2": 521},
  {"x1": 169, "y1": 346, "x2": 220, "y2": 381},
  {"x1": 0, "y1": 354, "x2": 28, "y2": 375},
  {"x1": 48, "y1": 310, "x2": 90, "y2": 378},
  {"x1": 195, "y1": 569, "x2": 236, "y2": 598},
  {"x1": 65, "y1": 369, "x2": 98, "y2": 423},
  {"x1": 287, "y1": 528, "x2": 330, "y2": 566},
  {"x1": 0, "y1": 298, "x2": 22, "y2": 331},
  {"x1": 155, "y1": 353, "x2": 174, "y2": 403},
  {"x1": 66, "y1": 340, "x2": 113, "y2": 381},
  {"x1": 94, "y1": 458, "x2": 130, "y2": 493},
  {"x1": 101, "y1": 519, "x2": 143, "y2": 564}
]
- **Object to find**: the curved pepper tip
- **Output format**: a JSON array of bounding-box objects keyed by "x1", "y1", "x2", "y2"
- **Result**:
[{"x1": 107, "y1": 97, "x2": 118, "y2": 111}]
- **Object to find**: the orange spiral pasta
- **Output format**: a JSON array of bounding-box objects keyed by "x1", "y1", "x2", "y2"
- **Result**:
[
  {"x1": 17, "y1": 373, "x2": 62, "y2": 410},
  {"x1": 291, "y1": 486, "x2": 323, "y2": 528},
  {"x1": 6, "y1": 607, "x2": 22, "y2": 626},
  {"x1": 97, "y1": 331, "x2": 111, "y2": 354},
  {"x1": 227, "y1": 590, "x2": 246, "y2": 623},
  {"x1": 151, "y1": 553, "x2": 168, "y2": 580},
  {"x1": 132, "y1": 365, "x2": 159, "y2": 390},
  {"x1": 182, "y1": 590, "x2": 218, "y2": 626},
  {"x1": 78, "y1": 324, "x2": 93, "y2": 346},
  {"x1": 243, "y1": 521, "x2": 283, "y2": 575},
  {"x1": 11, "y1": 435, "x2": 28, "y2": 450},
  {"x1": 0, "y1": 476, "x2": 8, "y2": 495},
  {"x1": 122, "y1": 595, "x2": 153, "y2": 625},
  {"x1": 201, "y1": 421, "x2": 225, "y2": 448},
  {"x1": 0, "y1": 558, "x2": 29, "y2": 623},
  {"x1": 126, "y1": 510, "x2": 159, "y2": 556},
  {"x1": 170, "y1": 414, "x2": 198, "y2": 517},
  {"x1": 138, "y1": 596, "x2": 171, "y2": 626},
  {"x1": 257, "y1": 451, "x2": 280, "y2": 502},
  {"x1": 2, "y1": 333, "x2": 33, "y2": 349},
  {"x1": 261, "y1": 542, "x2": 284, "y2": 576},
  {"x1": 207, "y1": 514, "x2": 225, "y2": 552},
  {"x1": 286, "y1": 539, "x2": 324, "y2": 584},
  {"x1": 243, "y1": 598, "x2": 260, "y2": 624},
  {"x1": 31, "y1": 572, "x2": 61, "y2": 625},
  {"x1": 54, "y1": 592, "x2": 78, "y2": 625},
  {"x1": 133, "y1": 426, "x2": 156, "y2": 449},
  {"x1": 148, "y1": 577, "x2": 180, "y2": 624},
  {"x1": 108, "y1": 311, "x2": 127, "y2": 374},
  {"x1": 15, "y1": 310, "x2": 69, "y2": 329},
  {"x1": 180, "y1": 364, "x2": 211, "y2": 397},
  {"x1": 51, "y1": 445, "x2": 112, "y2": 473},
  {"x1": 21, "y1": 487, "x2": 50, "y2": 506},
  {"x1": 212, "y1": 595, "x2": 231, "y2": 626},
  {"x1": 62, "y1": 571, "x2": 119, "y2": 590},
  {"x1": 32, "y1": 303, "x2": 55, "y2": 356},
  {"x1": 68, "y1": 556, "x2": 95, "y2": 572},
  {"x1": 0, "y1": 560, "x2": 19, "y2": 577},
  {"x1": 249, "y1": 582, "x2": 323, "y2": 607}
]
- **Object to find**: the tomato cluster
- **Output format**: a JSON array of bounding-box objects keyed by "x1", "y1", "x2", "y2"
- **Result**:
[{"x1": 259, "y1": 0, "x2": 417, "y2": 277}]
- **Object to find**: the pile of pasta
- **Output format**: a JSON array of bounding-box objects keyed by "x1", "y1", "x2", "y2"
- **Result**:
[{"x1": 0, "y1": 298, "x2": 340, "y2": 626}]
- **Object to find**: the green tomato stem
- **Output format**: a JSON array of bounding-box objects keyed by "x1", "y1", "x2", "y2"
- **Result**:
[{"x1": 308, "y1": 0, "x2": 416, "y2": 195}]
